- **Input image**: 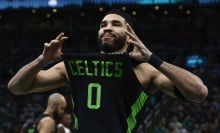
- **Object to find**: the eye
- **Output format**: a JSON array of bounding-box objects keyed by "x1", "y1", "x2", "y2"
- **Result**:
[
  {"x1": 112, "y1": 21, "x2": 122, "y2": 27},
  {"x1": 100, "y1": 22, "x2": 106, "y2": 28}
]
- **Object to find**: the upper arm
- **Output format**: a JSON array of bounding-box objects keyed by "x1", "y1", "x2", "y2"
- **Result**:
[
  {"x1": 38, "y1": 118, "x2": 55, "y2": 133},
  {"x1": 28, "y1": 62, "x2": 68, "y2": 93},
  {"x1": 152, "y1": 71, "x2": 176, "y2": 97},
  {"x1": 135, "y1": 63, "x2": 176, "y2": 98}
]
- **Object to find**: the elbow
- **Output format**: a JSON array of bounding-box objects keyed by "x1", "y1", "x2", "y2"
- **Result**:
[
  {"x1": 7, "y1": 82, "x2": 25, "y2": 95},
  {"x1": 198, "y1": 85, "x2": 209, "y2": 103},
  {"x1": 7, "y1": 83, "x2": 19, "y2": 95},
  {"x1": 192, "y1": 84, "x2": 209, "y2": 103}
]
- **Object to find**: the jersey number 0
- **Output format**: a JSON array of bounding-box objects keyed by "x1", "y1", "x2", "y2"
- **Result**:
[{"x1": 87, "y1": 83, "x2": 101, "y2": 109}]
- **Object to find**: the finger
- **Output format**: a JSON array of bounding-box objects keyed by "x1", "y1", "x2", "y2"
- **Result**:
[
  {"x1": 126, "y1": 31, "x2": 137, "y2": 41},
  {"x1": 49, "y1": 36, "x2": 67, "y2": 46},
  {"x1": 60, "y1": 36, "x2": 68, "y2": 42},
  {"x1": 127, "y1": 38, "x2": 144, "y2": 50},
  {"x1": 127, "y1": 39, "x2": 138, "y2": 46},
  {"x1": 129, "y1": 51, "x2": 136, "y2": 57},
  {"x1": 55, "y1": 32, "x2": 64, "y2": 40},
  {"x1": 58, "y1": 37, "x2": 68, "y2": 46},
  {"x1": 126, "y1": 23, "x2": 136, "y2": 36}
]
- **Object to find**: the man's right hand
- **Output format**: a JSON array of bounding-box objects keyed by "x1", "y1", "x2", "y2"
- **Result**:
[{"x1": 42, "y1": 32, "x2": 68, "y2": 63}]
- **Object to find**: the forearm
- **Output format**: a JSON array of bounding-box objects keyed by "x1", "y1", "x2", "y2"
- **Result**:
[
  {"x1": 8, "y1": 55, "x2": 48, "y2": 95},
  {"x1": 125, "y1": 26, "x2": 208, "y2": 102},
  {"x1": 159, "y1": 61, "x2": 208, "y2": 103}
]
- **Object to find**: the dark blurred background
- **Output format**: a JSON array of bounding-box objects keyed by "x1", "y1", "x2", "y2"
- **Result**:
[{"x1": 0, "y1": 0, "x2": 220, "y2": 133}]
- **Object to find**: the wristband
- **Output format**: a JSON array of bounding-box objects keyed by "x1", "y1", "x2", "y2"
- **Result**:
[{"x1": 148, "y1": 54, "x2": 163, "y2": 69}]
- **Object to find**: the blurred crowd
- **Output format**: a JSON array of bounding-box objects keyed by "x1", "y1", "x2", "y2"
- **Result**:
[
  {"x1": 154, "y1": 84, "x2": 220, "y2": 133},
  {"x1": 0, "y1": 5, "x2": 220, "y2": 133}
]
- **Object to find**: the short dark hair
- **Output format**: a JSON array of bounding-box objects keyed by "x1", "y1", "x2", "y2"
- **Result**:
[{"x1": 105, "y1": 9, "x2": 135, "y2": 29}]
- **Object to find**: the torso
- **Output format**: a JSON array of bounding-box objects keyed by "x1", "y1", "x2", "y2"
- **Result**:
[
  {"x1": 61, "y1": 60, "x2": 157, "y2": 93},
  {"x1": 62, "y1": 53, "x2": 151, "y2": 133}
]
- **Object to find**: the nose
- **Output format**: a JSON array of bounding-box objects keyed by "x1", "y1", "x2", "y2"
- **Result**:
[{"x1": 103, "y1": 23, "x2": 113, "y2": 32}]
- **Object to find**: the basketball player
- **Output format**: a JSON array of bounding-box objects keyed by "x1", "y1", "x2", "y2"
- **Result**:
[
  {"x1": 8, "y1": 9, "x2": 208, "y2": 133},
  {"x1": 34, "y1": 93, "x2": 67, "y2": 133}
]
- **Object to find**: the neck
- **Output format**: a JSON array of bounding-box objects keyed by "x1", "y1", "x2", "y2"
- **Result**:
[
  {"x1": 44, "y1": 109, "x2": 53, "y2": 117},
  {"x1": 101, "y1": 43, "x2": 129, "y2": 53}
]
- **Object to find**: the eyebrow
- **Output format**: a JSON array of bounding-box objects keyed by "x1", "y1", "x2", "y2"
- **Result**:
[
  {"x1": 112, "y1": 20, "x2": 123, "y2": 24},
  {"x1": 100, "y1": 19, "x2": 124, "y2": 25}
]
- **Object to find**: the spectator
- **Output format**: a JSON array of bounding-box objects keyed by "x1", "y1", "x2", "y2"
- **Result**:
[
  {"x1": 33, "y1": 93, "x2": 67, "y2": 133},
  {"x1": 57, "y1": 113, "x2": 72, "y2": 133},
  {"x1": 154, "y1": 116, "x2": 169, "y2": 133}
]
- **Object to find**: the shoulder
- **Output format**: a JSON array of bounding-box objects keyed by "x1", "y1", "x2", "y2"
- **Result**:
[
  {"x1": 47, "y1": 61, "x2": 65, "y2": 74},
  {"x1": 51, "y1": 61, "x2": 69, "y2": 82},
  {"x1": 40, "y1": 116, "x2": 55, "y2": 123},
  {"x1": 37, "y1": 116, "x2": 55, "y2": 132},
  {"x1": 39, "y1": 116, "x2": 55, "y2": 127},
  {"x1": 53, "y1": 61, "x2": 65, "y2": 70}
]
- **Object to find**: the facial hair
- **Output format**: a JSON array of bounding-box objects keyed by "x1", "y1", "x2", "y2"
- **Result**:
[
  {"x1": 53, "y1": 106, "x2": 60, "y2": 120},
  {"x1": 98, "y1": 34, "x2": 127, "y2": 53}
]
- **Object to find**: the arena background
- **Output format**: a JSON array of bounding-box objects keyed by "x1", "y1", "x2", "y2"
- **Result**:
[{"x1": 0, "y1": 0, "x2": 220, "y2": 132}]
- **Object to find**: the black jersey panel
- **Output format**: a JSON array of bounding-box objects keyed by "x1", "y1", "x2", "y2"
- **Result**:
[{"x1": 63, "y1": 53, "x2": 150, "y2": 133}]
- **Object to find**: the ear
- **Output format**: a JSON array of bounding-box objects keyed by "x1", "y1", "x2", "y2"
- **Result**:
[
  {"x1": 126, "y1": 23, "x2": 136, "y2": 35},
  {"x1": 126, "y1": 23, "x2": 131, "y2": 33},
  {"x1": 52, "y1": 103, "x2": 58, "y2": 110}
]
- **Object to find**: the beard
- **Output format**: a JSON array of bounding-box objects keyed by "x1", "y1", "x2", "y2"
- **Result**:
[
  {"x1": 98, "y1": 34, "x2": 127, "y2": 53},
  {"x1": 53, "y1": 106, "x2": 61, "y2": 120}
]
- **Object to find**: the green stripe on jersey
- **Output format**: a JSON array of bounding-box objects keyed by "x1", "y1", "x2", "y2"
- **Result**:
[
  {"x1": 126, "y1": 91, "x2": 148, "y2": 133},
  {"x1": 71, "y1": 95, "x2": 79, "y2": 129}
]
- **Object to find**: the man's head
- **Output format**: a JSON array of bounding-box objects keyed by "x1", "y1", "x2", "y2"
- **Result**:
[
  {"x1": 105, "y1": 9, "x2": 134, "y2": 29},
  {"x1": 98, "y1": 9, "x2": 134, "y2": 53},
  {"x1": 46, "y1": 93, "x2": 67, "y2": 119},
  {"x1": 60, "y1": 113, "x2": 72, "y2": 127}
]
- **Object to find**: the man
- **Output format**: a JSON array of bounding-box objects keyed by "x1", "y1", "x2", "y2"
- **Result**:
[
  {"x1": 8, "y1": 9, "x2": 208, "y2": 133},
  {"x1": 20, "y1": 113, "x2": 35, "y2": 133},
  {"x1": 57, "y1": 113, "x2": 73, "y2": 133},
  {"x1": 34, "y1": 93, "x2": 67, "y2": 133}
]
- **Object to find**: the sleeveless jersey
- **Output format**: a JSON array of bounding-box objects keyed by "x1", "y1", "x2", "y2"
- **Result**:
[{"x1": 63, "y1": 53, "x2": 149, "y2": 133}]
